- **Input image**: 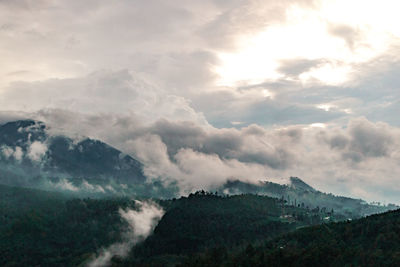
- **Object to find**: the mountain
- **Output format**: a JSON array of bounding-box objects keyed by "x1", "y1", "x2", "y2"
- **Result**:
[
  {"x1": 0, "y1": 120, "x2": 163, "y2": 196},
  {"x1": 288, "y1": 176, "x2": 315, "y2": 191},
  {"x1": 0, "y1": 119, "x2": 145, "y2": 181},
  {"x1": 219, "y1": 178, "x2": 396, "y2": 218}
]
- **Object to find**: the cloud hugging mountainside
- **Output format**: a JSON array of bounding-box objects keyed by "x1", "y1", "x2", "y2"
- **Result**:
[{"x1": 0, "y1": 120, "x2": 150, "y2": 195}]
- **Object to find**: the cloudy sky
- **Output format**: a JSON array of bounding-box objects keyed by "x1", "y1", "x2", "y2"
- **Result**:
[{"x1": 1, "y1": 0, "x2": 400, "y2": 203}]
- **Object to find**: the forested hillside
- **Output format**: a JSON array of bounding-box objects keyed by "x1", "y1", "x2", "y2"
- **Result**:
[
  {"x1": 1, "y1": 186, "x2": 334, "y2": 266},
  {"x1": 116, "y1": 192, "x2": 344, "y2": 266},
  {"x1": 181, "y1": 208, "x2": 400, "y2": 267},
  {"x1": 0, "y1": 185, "x2": 135, "y2": 266},
  {"x1": 2, "y1": 184, "x2": 399, "y2": 266}
]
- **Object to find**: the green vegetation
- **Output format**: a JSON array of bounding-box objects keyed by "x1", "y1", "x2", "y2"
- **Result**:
[
  {"x1": 0, "y1": 186, "x2": 330, "y2": 266},
  {"x1": 1, "y1": 184, "x2": 399, "y2": 267},
  {"x1": 117, "y1": 191, "x2": 341, "y2": 266},
  {"x1": 181, "y1": 209, "x2": 400, "y2": 267},
  {"x1": 0, "y1": 185, "x2": 135, "y2": 266},
  {"x1": 220, "y1": 179, "x2": 396, "y2": 218}
]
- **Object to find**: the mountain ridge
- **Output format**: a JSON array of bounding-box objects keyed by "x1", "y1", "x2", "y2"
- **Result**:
[{"x1": 219, "y1": 178, "x2": 396, "y2": 218}]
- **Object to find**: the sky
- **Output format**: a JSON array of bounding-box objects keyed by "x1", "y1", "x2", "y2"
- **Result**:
[{"x1": 1, "y1": 0, "x2": 400, "y2": 203}]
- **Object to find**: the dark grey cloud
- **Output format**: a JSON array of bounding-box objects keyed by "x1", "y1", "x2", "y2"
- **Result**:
[
  {"x1": 149, "y1": 119, "x2": 206, "y2": 157},
  {"x1": 318, "y1": 117, "x2": 396, "y2": 163},
  {"x1": 147, "y1": 119, "x2": 295, "y2": 170},
  {"x1": 328, "y1": 134, "x2": 349, "y2": 150},
  {"x1": 348, "y1": 119, "x2": 393, "y2": 158}
]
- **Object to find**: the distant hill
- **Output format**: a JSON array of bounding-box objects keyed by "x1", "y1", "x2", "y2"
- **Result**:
[{"x1": 219, "y1": 178, "x2": 397, "y2": 218}]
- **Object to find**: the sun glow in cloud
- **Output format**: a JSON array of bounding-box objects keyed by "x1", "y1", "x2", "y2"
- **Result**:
[{"x1": 215, "y1": 0, "x2": 397, "y2": 87}]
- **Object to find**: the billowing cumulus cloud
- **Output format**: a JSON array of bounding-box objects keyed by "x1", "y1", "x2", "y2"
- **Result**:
[
  {"x1": 1, "y1": 70, "x2": 209, "y2": 126},
  {"x1": 319, "y1": 118, "x2": 396, "y2": 161}
]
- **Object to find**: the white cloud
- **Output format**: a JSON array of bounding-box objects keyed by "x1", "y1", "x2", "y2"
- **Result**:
[
  {"x1": 27, "y1": 141, "x2": 47, "y2": 162},
  {"x1": 13, "y1": 147, "x2": 23, "y2": 161},
  {"x1": 1, "y1": 70, "x2": 209, "y2": 126},
  {"x1": 1, "y1": 145, "x2": 23, "y2": 161},
  {"x1": 51, "y1": 178, "x2": 79, "y2": 192},
  {"x1": 81, "y1": 180, "x2": 106, "y2": 193},
  {"x1": 88, "y1": 200, "x2": 164, "y2": 267},
  {"x1": 0, "y1": 145, "x2": 14, "y2": 159}
]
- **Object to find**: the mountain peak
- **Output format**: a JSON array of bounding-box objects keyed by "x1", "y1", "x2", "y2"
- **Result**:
[{"x1": 289, "y1": 177, "x2": 315, "y2": 191}]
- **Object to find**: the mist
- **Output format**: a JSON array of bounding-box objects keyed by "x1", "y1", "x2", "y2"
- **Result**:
[{"x1": 87, "y1": 200, "x2": 164, "y2": 267}]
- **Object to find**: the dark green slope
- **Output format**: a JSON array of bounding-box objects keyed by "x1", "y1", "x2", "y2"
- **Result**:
[
  {"x1": 2, "y1": 185, "x2": 399, "y2": 267},
  {"x1": 118, "y1": 192, "x2": 336, "y2": 266},
  {"x1": 182, "y1": 208, "x2": 400, "y2": 267},
  {"x1": 0, "y1": 184, "x2": 135, "y2": 267},
  {"x1": 0, "y1": 185, "x2": 333, "y2": 267}
]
